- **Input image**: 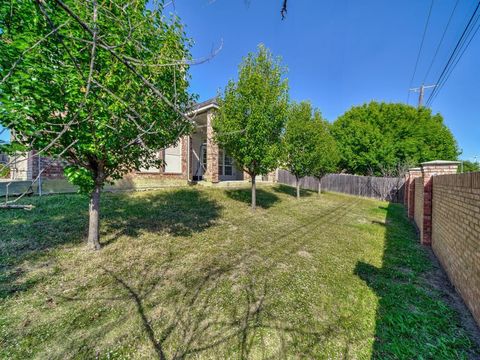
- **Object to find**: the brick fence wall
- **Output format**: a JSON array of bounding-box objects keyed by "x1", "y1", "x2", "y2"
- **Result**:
[
  {"x1": 414, "y1": 177, "x2": 424, "y2": 240},
  {"x1": 431, "y1": 172, "x2": 480, "y2": 325},
  {"x1": 405, "y1": 161, "x2": 480, "y2": 327}
]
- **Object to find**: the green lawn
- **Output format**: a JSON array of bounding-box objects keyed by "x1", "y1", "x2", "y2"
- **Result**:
[{"x1": 0, "y1": 185, "x2": 478, "y2": 359}]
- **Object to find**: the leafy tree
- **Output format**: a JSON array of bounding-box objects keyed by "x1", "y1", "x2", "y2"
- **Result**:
[
  {"x1": 283, "y1": 102, "x2": 316, "y2": 199},
  {"x1": 311, "y1": 116, "x2": 340, "y2": 194},
  {"x1": 331, "y1": 102, "x2": 459, "y2": 176},
  {"x1": 214, "y1": 45, "x2": 288, "y2": 210},
  {"x1": 0, "y1": 164, "x2": 9, "y2": 178},
  {"x1": 460, "y1": 160, "x2": 480, "y2": 173},
  {"x1": 0, "y1": 0, "x2": 193, "y2": 249},
  {"x1": 283, "y1": 101, "x2": 338, "y2": 198}
]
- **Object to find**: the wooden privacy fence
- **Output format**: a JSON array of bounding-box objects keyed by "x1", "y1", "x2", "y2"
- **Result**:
[{"x1": 277, "y1": 170, "x2": 405, "y2": 203}]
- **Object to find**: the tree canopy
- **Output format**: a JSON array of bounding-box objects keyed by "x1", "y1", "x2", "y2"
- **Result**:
[
  {"x1": 331, "y1": 102, "x2": 459, "y2": 176},
  {"x1": 283, "y1": 102, "x2": 318, "y2": 178},
  {"x1": 310, "y1": 116, "x2": 339, "y2": 187},
  {"x1": 0, "y1": 0, "x2": 193, "y2": 248},
  {"x1": 460, "y1": 160, "x2": 480, "y2": 173},
  {"x1": 283, "y1": 101, "x2": 339, "y2": 198},
  {"x1": 213, "y1": 44, "x2": 288, "y2": 210}
]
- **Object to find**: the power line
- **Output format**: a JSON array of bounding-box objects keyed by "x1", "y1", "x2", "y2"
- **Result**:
[
  {"x1": 426, "y1": 1, "x2": 480, "y2": 106},
  {"x1": 427, "y1": 14, "x2": 480, "y2": 106},
  {"x1": 422, "y1": 0, "x2": 460, "y2": 84},
  {"x1": 407, "y1": 0, "x2": 435, "y2": 104}
]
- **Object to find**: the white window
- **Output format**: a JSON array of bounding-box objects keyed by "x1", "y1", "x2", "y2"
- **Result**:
[
  {"x1": 218, "y1": 149, "x2": 233, "y2": 176},
  {"x1": 164, "y1": 142, "x2": 182, "y2": 173},
  {"x1": 139, "y1": 151, "x2": 162, "y2": 173}
]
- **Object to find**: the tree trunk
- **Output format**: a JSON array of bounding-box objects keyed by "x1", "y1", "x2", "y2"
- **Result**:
[
  {"x1": 251, "y1": 174, "x2": 256, "y2": 211},
  {"x1": 88, "y1": 185, "x2": 101, "y2": 250},
  {"x1": 318, "y1": 177, "x2": 322, "y2": 195},
  {"x1": 296, "y1": 176, "x2": 300, "y2": 199}
]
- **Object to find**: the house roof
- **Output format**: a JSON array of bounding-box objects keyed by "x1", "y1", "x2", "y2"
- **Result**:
[{"x1": 189, "y1": 98, "x2": 219, "y2": 114}]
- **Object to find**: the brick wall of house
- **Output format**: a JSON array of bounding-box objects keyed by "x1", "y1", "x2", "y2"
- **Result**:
[
  {"x1": 431, "y1": 172, "x2": 480, "y2": 326},
  {"x1": 31, "y1": 153, "x2": 66, "y2": 179},
  {"x1": 26, "y1": 137, "x2": 191, "y2": 182},
  {"x1": 414, "y1": 177, "x2": 424, "y2": 238}
]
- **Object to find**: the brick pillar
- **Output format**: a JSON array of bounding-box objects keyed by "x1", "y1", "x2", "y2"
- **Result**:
[
  {"x1": 181, "y1": 136, "x2": 189, "y2": 180},
  {"x1": 420, "y1": 160, "x2": 459, "y2": 245},
  {"x1": 205, "y1": 111, "x2": 219, "y2": 183},
  {"x1": 406, "y1": 168, "x2": 422, "y2": 220}
]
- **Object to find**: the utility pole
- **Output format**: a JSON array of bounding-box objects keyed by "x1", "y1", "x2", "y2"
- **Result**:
[{"x1": 409, "y1": 84, "x2": 436, "y2": 107}]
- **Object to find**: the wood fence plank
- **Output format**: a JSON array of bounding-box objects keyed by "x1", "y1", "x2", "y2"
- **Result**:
[{"x1": 277, "y1": 170, "x2": 405, "y2": 202}]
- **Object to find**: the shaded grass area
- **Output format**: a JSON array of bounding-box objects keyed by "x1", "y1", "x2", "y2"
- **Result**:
[
  {"x1": 355, "y1": 204, "x2": 480, "y2": 359},
  {"x1": 0, "y1": 186, "x2": 478, "y2": 359}
]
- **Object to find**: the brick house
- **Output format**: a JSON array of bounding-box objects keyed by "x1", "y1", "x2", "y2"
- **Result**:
[
  {"x1": 10, "y1": 98, "x2": 274, "y2": 184},
  {"x1": 137, "y1": 97, "x2": 247, "y2": 183}
]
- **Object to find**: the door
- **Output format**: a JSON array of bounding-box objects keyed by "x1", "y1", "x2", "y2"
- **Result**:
[{"x1": 194, "y1": 142, "x2": 207, "y2": 180}]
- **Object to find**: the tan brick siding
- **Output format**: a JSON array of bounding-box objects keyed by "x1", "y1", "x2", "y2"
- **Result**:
[
  {"x1": 414, "y1": 177, "x2": 424, "y2": 239},
  {"x1": 432, "y1": 172, "x2": 480, "y2": 327}
]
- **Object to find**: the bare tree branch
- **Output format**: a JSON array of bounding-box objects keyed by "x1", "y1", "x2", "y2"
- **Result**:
[{"x1": 281, "y1": 0, "x2": 288, "y2": 19}]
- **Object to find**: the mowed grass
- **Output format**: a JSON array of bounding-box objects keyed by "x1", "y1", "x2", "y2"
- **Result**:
[{"x1": 0, "y1": 185, "x2": 478, "y2": 359}]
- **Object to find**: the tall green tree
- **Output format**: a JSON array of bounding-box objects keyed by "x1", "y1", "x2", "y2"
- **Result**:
[
  {"x1": 283, "y1": 101, "x2": 334, "y2": 198},
  {"x1": 214, "y1": 45, "x2": 288, "y2": 210},
  {"x1": 460, "y1": 160, "x2": 480, "y2": 173},
  {"x1": 331, "y1": 102, "x2": 459, "y2": 176},
  {"x1": 0, "y1": 0, "x2": 193, "y2": 249},
  {"x1": 311, "y1": 116, "x2": 340, "y2": 195}
]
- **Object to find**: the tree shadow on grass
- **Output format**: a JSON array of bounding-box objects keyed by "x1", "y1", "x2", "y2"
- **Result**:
[
  {"x1": 271, "y1": 184, "x2": 314, "y2": 198},
  {"x1": 354, "y1": 203, "x2": 480, "y2": 359},
  {"x1": 52, "y1": 250, "x2": 348, "y2": 359},
  {"x1": 0, "y1": 189, "x2": 220, "y2": 299},
  {"x1": 101, "y1": 189, "x2": 221, "y2": 244},
  {"x1": 225, "y1": 188, "x2": 279, "y2": 209}
]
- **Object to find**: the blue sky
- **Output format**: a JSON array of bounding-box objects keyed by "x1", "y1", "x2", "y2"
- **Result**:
[
  {"x1": 1, "y1": 0, "x2": 479, "y2": 160},
  {"x1": 170, "y1": 0, "x2": 480, "y2": 161}
]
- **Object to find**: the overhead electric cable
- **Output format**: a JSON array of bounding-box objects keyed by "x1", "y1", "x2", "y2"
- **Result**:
[
  {"x1": 423, "y1": 0, "x2": 460, "y2": 83},
  {"x1": 425, "y1": 0, "x2": 480, "y2": 106},
  {"x1": 427, "y1": 18, "x2": 480, "y2": 106},
  {"x1": 407, "y1": 0, "x2": 435, "y2": 104},
  {"x1": 428, "y1": 12, "x2": 480, "y2": 105}
]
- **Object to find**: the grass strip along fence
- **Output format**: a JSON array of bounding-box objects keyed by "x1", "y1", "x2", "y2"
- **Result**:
[{"x1": 277, "y1": 169, "x2": 405, "y2": 203}]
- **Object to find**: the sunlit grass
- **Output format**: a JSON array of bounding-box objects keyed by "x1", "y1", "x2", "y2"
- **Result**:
[{"x1": 0, "y1": 185, "x2": 478, "y2": 359}]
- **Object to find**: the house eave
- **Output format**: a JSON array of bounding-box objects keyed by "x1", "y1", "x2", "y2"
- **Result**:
[{"x1": 187, "y1": 103, "x2": 219, "y2": 117}]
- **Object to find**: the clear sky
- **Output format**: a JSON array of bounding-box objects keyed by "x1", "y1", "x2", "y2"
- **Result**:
[
  {"x1": 1, "y1": 0, "x2": 479, "y2": 161},
  {"x1": 170, "y1": 0, "x2": 480, "y2": 161}
]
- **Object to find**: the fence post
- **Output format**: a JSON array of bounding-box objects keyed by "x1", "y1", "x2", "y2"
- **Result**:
[{"x1": 419, "y1": 160, "x2": 459, "y2": 245}]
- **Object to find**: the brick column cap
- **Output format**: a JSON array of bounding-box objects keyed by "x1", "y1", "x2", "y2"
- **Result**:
[
  {"x1": 408, "y1": 167, "x2": 421, "y2": 173},
  {"x1": 420, "y1": 160, "x2": 460, "y2": 166}
]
